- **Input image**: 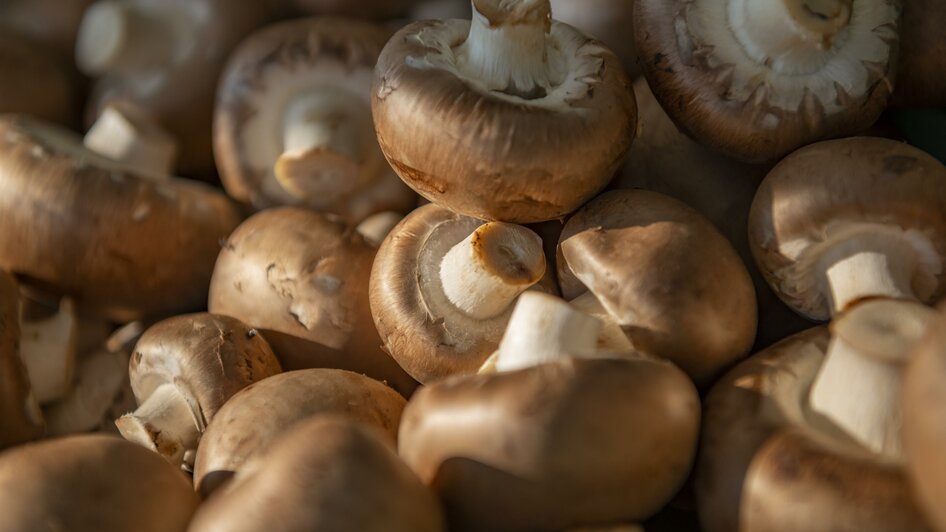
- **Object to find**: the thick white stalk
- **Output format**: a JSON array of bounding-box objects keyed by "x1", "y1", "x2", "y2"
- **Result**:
[
  {"x1": 115, "y1": 382, "x2": 200, "y2": 466},
  {"x1": 76, "y1": 1, "x2": 175, "y2": 74},
  {"x1": 83, "y1": 104, "x2": 177, "y2": 176},
  {"x1": 569, "y1": 291, "x2": 634, "y2": 352},
  {"x1": 440, "y1": 222, "x2": 546, "y2": 320},
  {"x1": 19, "y1": 299, "x2": 78, "y2": 404},
  {"x1": 819, "y1": 233, "x2": 918, "y2": 314}
]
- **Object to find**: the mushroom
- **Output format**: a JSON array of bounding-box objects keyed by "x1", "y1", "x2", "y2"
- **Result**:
[
  {"x1": 0, "y1": 270, "x2": 43, "y2": 449},
  {"x1": 190, "y1": 416, "x2": 445, "y2": 532},
  {"x1": 0, "y1": 434, "x2": 199, "y2": 532},
  {"x1": 43, "y1": 347, "x2": 131, "y2": 437},
  {"x1": 0, "y1": 0, "x2": 95, "y2": 58},
  {"x1": 891, "y1": 0, "x2": 946, "y2": 108},
  {"x1": 208, "y1": 207, "x2": 417, "y2": 396},
  {"x1": 76, "y1": 0, "x2": 268, "y2": 176},
  {"x1": 372, "y1": 0, "x2": 637, "y2": 223},
  {"x1": 356, "y1": 211, "x2": 404, "y2": 248},
  {"x1": 550, "y1": 0, "x2": 638, "y2": 78},
  {"x1": 0, "y1": 32, "x2": 76, "y2": 126},
  {"x1": 0, "y1": 115, "x2": 242, "y2": 322},
  {"x1": 193, "y1": 368, "x2": 406, "y2": 496},
  {"x1": 399, "y1": 292, "x2": 700, "y2": 531},
  {"x1": 114, "y1": 313, "x2": 282, "y2": 468},
  {"x1": 370, "y1": 204, "x2": 548, "y2": 383},
  {"x1": 748, "y1": 137, "x2": 946, "y2": 322},
  {"x1": 18, "y1": 296, "x2": 78, "y2": 405},
  {"x1": 634, "y1": 0, "x2": 900, "y2": 162},
  {"x1": 695, "y1": 325, "x2": 928, "y2": 532},
  {"x1": 214, "y1": 17, "x2": 415, "y2": 224},
  {"x1": 83, "y1": 102, "x2": 178, "y2": 177},
  {"x1": 558, "y1": 189, "x2": 757, "y2": 386}
]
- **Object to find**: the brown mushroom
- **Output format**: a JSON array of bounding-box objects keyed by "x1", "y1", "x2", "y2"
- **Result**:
[
  {"x1": 0, "y1": 32, "x2": 76, "y2": 126},
  {"x1": 558, "y1": 189, "x2": 757, "y2": 386},
  {"x1": 550, "y1": 0, "x2": 638, "y2": 78},
  {"x1": 891, "y1": 0, "x2": 946, "y2": 108},
  {"x1": 194, "y1": 368, "x2": 406, "y2": 496},
  {"x1": 0, "y1": 434, "x2": 199, "y2": 531},
  {"x1": 372, "y1": 0, "x2": 637, "y2": 223},
  {"x1": 190, "y1": 416, "x2": 444, "y2": 532},
  {"x1": 634, "y1": 0, "x2": 900, "y2": 162},
  {"x1": 356, "y1": 211, "x2": 405, "y2": 248},
  {"x1": 0, "y1": 270, "x2": 43, "y2": 449}
]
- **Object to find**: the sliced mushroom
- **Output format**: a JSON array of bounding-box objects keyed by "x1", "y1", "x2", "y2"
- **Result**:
[
  {"x1": 0, "y1": 270, "x2": 43, "y2": 449},
  {"x1": 550, "y1": 0, "x2": 638, "y2": 78},
  {"x1": 193, "y1": 368, "x2": 406, "y2": 496},
  {"x1": 190, "y1": 416, "x2": 444, "y2": 532},
  {"x1": 0, "y1": 434, "x2": 199, "y2": 532},
  {"x1": 634, "y1": 0, "x2": 900, "y2": 161},
  {"x1": 749, "y1": 137, "x2": 946, "y2": 321},
  {"x1": 114, "y1": 313, "x2": 281, "y2": 468},
  {"x1": 891, "y1": 0, "x2": 946, "y2": 108},
  {"x1": 0, "y1": 32, "x2": 76, "y2": 126},
  {"x1": 373, "y1": 0, "x2": 637, "y2": 223}
]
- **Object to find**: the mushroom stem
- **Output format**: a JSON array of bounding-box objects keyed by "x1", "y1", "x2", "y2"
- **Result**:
[
  {"x1": 75, "y1": 0, "x2": 176, "y2": 75},
  {"x1": 569, "y1": 291, "x2": 635, "y2": 352},
  {"x1": 728, "y1": 0, "x2": 852, "y2": 74},
  {"x1": 19, "y1": 299, "x2": 78, "y2": 405},
  {"x1": 83, "y1": 104, "x2": 177, "y2": 176},
  {"x1": 458, "y1": 0, "x2": 555, "y2": 98},
  {"x1": 274, "y1": 88, "x2": 372, "y2": 202},
  {"x1": 439, "y1": 222, "x2": 546, "y2": 319},
  {"x1": 115, "y1": 382, "x2": 200, "y2": 466},
  {"x1": 356, "y1": 211, "x2": 403, "y2": 248}
]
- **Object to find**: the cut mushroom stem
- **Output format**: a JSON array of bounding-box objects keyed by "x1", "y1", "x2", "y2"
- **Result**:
[
  {"x1": 274, "y1": 88, "x2": 371, "y2": 200},
  {"x1": 356, "y1": 211, "x2": 403, "y2": 247},
  {"x1": 83, "y1": 103, "x2": 178, "y2": 176},
  {"x1": 75, "y1": 0, "x2": 176, "y2": 74},
  {"x1": 730, "y1": 0, "x2": 852, "y2": 73},
  {"x1": 115, "y1": 382, "x2": 200, "y2": 465},
  {"x1": 19, "y1": 299, "x2": 78, "y2": 405},
  {"x1": 440, "y1": 222, "x2": 546, "y2": 320},
  {"x1": 458, "y1": 0, "x2": 555, "y2": 98},
  {"x1": 569, "y1": 291, "x2": 635, "y2": 352},
  {"x1": 809, "y1": 299, "x2": 934, "y2": 461}
]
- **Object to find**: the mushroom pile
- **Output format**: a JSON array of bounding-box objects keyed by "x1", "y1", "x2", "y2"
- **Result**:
[{"x1": 0, "y1": 0, "x2": 945, "y2": 530}]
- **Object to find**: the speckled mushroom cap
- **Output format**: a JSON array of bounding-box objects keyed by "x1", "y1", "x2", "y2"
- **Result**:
[
  {"x1": 193, "y1": 369, "x2": 406, "y2": 496},
  {"x1": 0, "y1": 270, "x2": 44, "y2": 449},
  {"x1": 892, "y1": 0, "x2": 946, "y2": 107},
  {"x1": 0, "y1": 434, "x2": 199, "y2": 532},
  {"x1": 558, "y1": 189, "x2": 757, "y2": 386},
  {"x1": 633, "y1": 0, "x2": 900, "y2": 162},
  {"x1": 695, "y1": 327, "x2": 927, "y2": 532},
  {"x1": 208, "y1": 207, "x2": 417, "y2": 396},
  {"x1": 372, "y1": 2, "x2": 637, "y2": 223},
  {"x1": 214, "y1": 17, "x2": 414, "y2": 223},
  {"x1": 0, "y1": 33, "x2": 76, "y2": 126},
  {"x1": 748, "y1": 137, "x2": 946, "y2": 321},
  {"x1": 0, "y1": 115, "x2": 241, "y2": 322},
  {"x1": 190, "y1": 416, "x2": 445, "y2": 532},
  {"x1": 399, "y1": 355, "x2": 700, "y2": 531}
]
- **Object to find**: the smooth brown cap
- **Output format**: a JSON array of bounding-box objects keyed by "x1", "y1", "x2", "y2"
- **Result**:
[
  {"x1": 193, "y1": 368, "x2": 406, "y2": 496},
  {"x1": 208, "y1": 207, "x2": 417, "y2": 396},
  {"x1": 191, "y1": 416, "x2": 444, "y2": 532},
  {"x1": 399, "y1": 356, "x2": 700, "y2": 531},
  {"x1": 559, "y1": 189, "x2": 757, "y2": 386},
  {"x1": 372, "y1": 19, "x2": 636, "y2": 223},
  {"x1": 0, "y1": 270, "x2": 44, "y2": 448},
  {"x1": 891, "y1": 0, "x2": 946, "y2": 107},
  {"x1": 0, "y1": 115, "x2": 242, "y2": 322},
  {"x1": 0, "y1": 434, "x2": 199, "y2": 532},
  {"x1": 0, "y1": 33, "x2": 76, "y2": 126},
  {"x1": 749, "y1": 137, "x2": 946, "y2": 321}
]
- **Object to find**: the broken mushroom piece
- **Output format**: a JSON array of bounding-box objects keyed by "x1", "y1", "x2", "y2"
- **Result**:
[
  {"x1": 373, "y1": 0, "x2": 637, "y2": 223},
  {"x1": 0, "y1": 32, "x2": 77, "y2": 126},
  {"x1": 0, "y1": 115, "x2": 242, "y2": 322},
  {"x1": 695, "y1": 326, "x2": 928, "y2": 532},
  {"x1": 0, "y1": 271, "x2": 43, "y2": 449},
  {"x1": 370, "y1": 204, "x2": 547, "y2": 383},
  {"x1": 115, "y1": 313, "x2": 281, "y2": 468},
  {"x1": 190, "y1": 416, "x2": 444, "y2": 532},
  {"x1": 193, "y1": 369, "x2": 406, "y2": 497},
  {"x1": 399, "y1": 293, "x2": 700, "y2": 531},
  {"x1": 550, "y1": 0, "x2": 638, "y2": 78},
  {"x1": 558, "y1": 189, "x2": 757, "y2": 386},
  {"x1": 634, "y1": 0, "x2": 900, "y2": 162},
  {"x1": 215, "y1": 17, "x2": 415, "y2": 224},
  {"x1": 0, "y1": 434, "x2": 199, "y2": 532},
  {"x1": 749, "y1": 137, "x2": 946, "y2": 321}
]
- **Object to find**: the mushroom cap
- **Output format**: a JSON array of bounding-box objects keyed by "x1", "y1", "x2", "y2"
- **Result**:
[
  {"x1": 372, "y1": 18, "x2": 636, "y2": 223},
  {"x1": 0, "y1": 33, "x2": 76, "y2": 126},
  {"x1": 892, "y1": 0, "x2": 946, "y2": 107},
  {"x1": 191, "y1": 416, "x2": 444, "y2": 532},
  {"x1": 550, "y1": 0, "x2": 638, "y2": 78},
  {"x1": 0, "y1": 434, "x2": 199, "y2": 532},
  {"x1": 398, "y1": 356, "x2": 700, "y2": 531},
  {"x1": 748, "y1": 137, "x2": 946, "y2": 321},
  {"x1": 0, "y1": 270, "x2": 44, "y2": 448},
  {"x1": 558, "y1": 189, "x2": 757, "y2": 386},
  {"x1": 695, "y1": 326, "x2": 926, "y2": 532},
  {"x1": 0, "y1": 115, "x2": 242, "y2": 322},
  {"x1": 129, "y1": 313, "x2": 281, "y2": 431},
  {"x1": 208, "y1": 207, "x2": 417, "y2": 396},
  {"x1": 193, "y1": 368, "x2": 406, "y2": 496},
  {"x1": 286, "y1": 0, "x2": 421, "y2": 19},
  {"x1": 215, "y1": 17, "x2": 414, "y2": 222},
  {"x1": 633, "y1": 0, "x2": 900, "y2": 162}
]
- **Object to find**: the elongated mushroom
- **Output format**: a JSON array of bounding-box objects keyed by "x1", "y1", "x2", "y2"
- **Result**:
[
  {"x1": 558, "y1": 189, "x2": 757, "y2": 386},
  {"x1": 193, "y1": 369, "x2": 406, "y2": 496},
  {"x1": 0, "y1": 32, "x2": 76, "y2": 126},
  {"x1": 0, "y1": 270, "x2": 43, "y2": 449},
  {"x1": 399, "y1": 292, "x2": 700, "y2": 531},
  {"x1": 370, "y1": 204, "x2": 548, "y2": 383},
  {"x1": 0, "y1": 115, "x2": 242, "y2": 322},
  {"x1": 115, "y1": 313, "x2": 281, "y2": 467},
  {"x1": 373, "y1": 0, "x2": 637, "y2": 223},
  {"x1": 749, "y1": 137, "x2": 946, "y2": 321},
  {"x1": 550, "y1": 0, "x2": 638, "y2": 78},
  {"x1": 190, "y1": 416, "x2": 444, "y2": 532},
  {"x1": 0, "y1": 434, "x2": 199, "y2": 532},
  {"x1": 634, "y1": 0, "x2": 900, "y2": 161}
]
